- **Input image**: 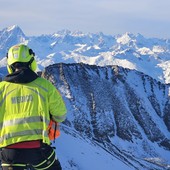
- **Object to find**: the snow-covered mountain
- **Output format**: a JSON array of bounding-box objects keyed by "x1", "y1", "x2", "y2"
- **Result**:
[
  {"x1": 43, "y1": 63, "x2": 170, "y2": 170},
  {"x1": 0, "y1": 25, "x2": 170, "y2": 83},
  {"x1": 0, "y1": 25, "x2": 170, "y2": 169}
]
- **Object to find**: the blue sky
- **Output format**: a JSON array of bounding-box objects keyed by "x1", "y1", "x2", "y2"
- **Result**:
[{"x1": 0, "y1": 0, "x2": 170, "y2": 38}]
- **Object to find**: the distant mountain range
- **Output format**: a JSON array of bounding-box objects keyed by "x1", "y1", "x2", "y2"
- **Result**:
[{"x1": 0, "y1": 25, "x2": 170, "y2": 83}]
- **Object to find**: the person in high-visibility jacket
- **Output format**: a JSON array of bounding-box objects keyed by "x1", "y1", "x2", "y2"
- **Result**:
[{"x1": 0, "y1": 44, "x2": 67, "y2": 170}]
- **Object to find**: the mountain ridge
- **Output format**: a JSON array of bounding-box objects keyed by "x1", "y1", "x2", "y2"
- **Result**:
[{"x1": 42, "y1": 63, "x2": 170, "y2": 170}]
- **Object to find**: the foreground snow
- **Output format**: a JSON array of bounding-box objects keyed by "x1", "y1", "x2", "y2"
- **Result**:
[
  {"x1": 53, "y1": 126, "x2": 170, "y2": 170},
  {"x1": 54, "y1": 127, "x2": 132, "y2": 170}
]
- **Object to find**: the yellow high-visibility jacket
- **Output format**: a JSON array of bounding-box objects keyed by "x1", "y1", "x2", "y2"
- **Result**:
[{"x1": 0, "y1": 77, "x2": 67, "y2": 148}]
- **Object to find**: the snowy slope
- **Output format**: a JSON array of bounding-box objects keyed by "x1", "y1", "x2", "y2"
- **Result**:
[
  {"x1": 55, "y1": 125, "x2": 132, "y2": 170},
  {"x1": 55, "y1": 125, "x2": 170, "y2": 170},
  {"x1": 0, "y1": 25, "x2": 170, "y2": 83}
]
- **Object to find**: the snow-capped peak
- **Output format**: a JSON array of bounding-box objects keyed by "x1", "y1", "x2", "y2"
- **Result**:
[
  {"x1": 116, "y1": 32, "x2": 135, "y2": 44},
  {"x1": 7, "y1": 25, "x2": 19, "y2": 32}
]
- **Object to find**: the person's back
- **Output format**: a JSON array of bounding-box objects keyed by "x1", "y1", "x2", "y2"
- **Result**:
[{"x1": 0, "y1": 44, "x2": 67, "y2": 170}]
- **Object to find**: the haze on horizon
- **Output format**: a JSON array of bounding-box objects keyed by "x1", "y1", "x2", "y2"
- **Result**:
[{"x1": 0, "y1": 0, "x2": 170, "y2": 38}]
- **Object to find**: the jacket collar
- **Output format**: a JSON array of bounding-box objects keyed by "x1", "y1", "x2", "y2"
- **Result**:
[{"x1": 4, "y1": 68, "x2": 38, "y2": 83}]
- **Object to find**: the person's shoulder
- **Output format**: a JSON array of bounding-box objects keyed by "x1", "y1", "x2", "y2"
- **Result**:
[
  {"x1": 36, "y1": 76, "x2": 48, "y2": 82},
  {"x1": 0, "y1": 81, "x2": 10, "y2": 89},
  {"x1": 0, "y1": 80, "x2": 8, "y2": 85},
  {"x1": 34, "y1": 77, "x2": 55, "y2": 87}
]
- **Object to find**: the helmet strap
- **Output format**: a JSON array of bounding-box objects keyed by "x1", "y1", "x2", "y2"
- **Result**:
[
  {"x1": 28, "y1": 57, "x2": 34, "y2": 65},
  {"x1": 9, "y1": 64, "x2": 16, "y2": 73}
]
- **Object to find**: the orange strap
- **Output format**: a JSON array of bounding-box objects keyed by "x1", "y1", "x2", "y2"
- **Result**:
[{"x1": 47, "y1": 120, "x2": 60, "y2": 140}]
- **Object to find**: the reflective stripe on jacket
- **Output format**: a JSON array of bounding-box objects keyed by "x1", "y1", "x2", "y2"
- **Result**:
[{"x1": 0, "y1": 77, "x2": 67, "y2": 147}]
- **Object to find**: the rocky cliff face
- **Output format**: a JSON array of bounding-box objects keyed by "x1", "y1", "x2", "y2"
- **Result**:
[{"x1": 42, "y1": 63, "x2": 170, "y2": 170}]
